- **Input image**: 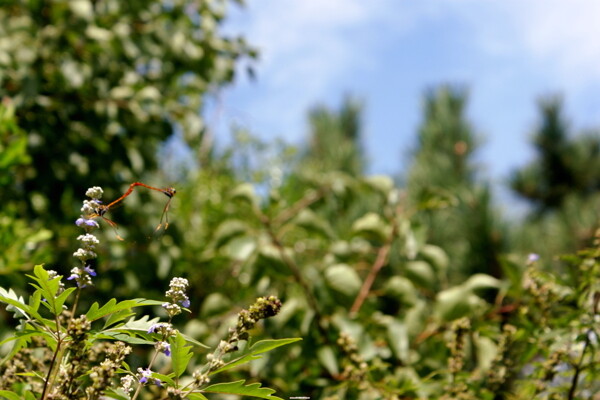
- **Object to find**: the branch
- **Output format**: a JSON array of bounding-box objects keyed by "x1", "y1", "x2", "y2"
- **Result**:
[{"x1": 350, "y1": 206, "x2": 400, "y2": 315}]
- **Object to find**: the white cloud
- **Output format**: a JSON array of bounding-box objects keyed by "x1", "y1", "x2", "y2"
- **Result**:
[
  {"x1": 217, "y1": 0, "x2": 600, "y2": 178},
  {"x1": 460, "y1": 1, "x2": 600, "y2": 87},
  {"x1": 222, "y1": 0, "x2": 439, "y2": 140}
]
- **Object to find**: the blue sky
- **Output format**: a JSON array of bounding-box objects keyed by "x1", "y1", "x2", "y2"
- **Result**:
[{"x1": 208, "y1": 0, "x2": 600, "y2": 186}]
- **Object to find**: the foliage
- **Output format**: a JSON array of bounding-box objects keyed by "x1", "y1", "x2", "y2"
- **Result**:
[
  {"x1": 0, "y1": 0, "x2": 254, "y2": 270},
  {"x1": 406, "y1": 86, "x2": 504, "y2": 281},
  {"x1": 0, "y1": 99, "x2": 52, "y2": 282},
  {"x1": 510, "y1": 96, "x2": 600, "y2": 263},
  {"x1": 0, "y1": 187, "x2": 296, "y2": 400},
  {"x1": 300, "y1": 96, "x2": 365, "y2": 175}
]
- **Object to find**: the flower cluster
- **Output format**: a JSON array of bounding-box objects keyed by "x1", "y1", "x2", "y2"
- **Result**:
[
  {"x1": 163, "y1": 277, "x2": 190, "y2": 317},
  {"x1": 192, "y1": 296, "x2": 282, "y2": 388},
  {"x1": 69, "y1": 187, "x2": 103, "y2": 288},
  {"x1": 138, "y1": 367, "x2": 161, "y2": 386}
]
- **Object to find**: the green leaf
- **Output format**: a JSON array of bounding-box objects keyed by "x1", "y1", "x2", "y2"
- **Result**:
[
  {"x1": 435, "y1": 286, "x2": 485, "y2": 322},
  {"x1": 463, "y1": 274, "x2": 501, "y2": 292},
  {"x1": 200, "y1": 292, "x2": 232, "y2": 318},
  {"x1": 212, "y1": 219, "x2": 251, "y2": 248},
  {"x1": 0, "y1": 287, "x2": 35, "y2": 319},
  {"x1": 230, "y1": 183, "x2": 259, "y2": 206},
  {"x1": 384, "y1": 276, "x2": 418, "y2": 306},
  {"x1": 187, "y1": 393, "x2": 209, "y2": 400},
  {"x1": 293, "y1": 209, "x2": 334, "y2": 238},
  {"x1": 102, "y1": 307, "x2": 137, "y2": 330},
  {"x1": 27, "y1": 265, "x2": 63, "y2": 316},
  {"x1": 54, "y1": 287, "x2": 77, "y2": 313},
  {"x1": 317, "y1": 346, "x2": 339, "y2": 376},
  {"x1": 405, "y1": 261, "x2": 436, "y2": 288},
  {"x1": 363, "y1": 175, "x2": 394, "y2": 196},
  {"x1": 223, "y1": 236, "x2": 256, "y2": 261},
  {"x1": 324, "y1": 264, "x2": 361, "y2": 297},
  {"x1": 85, "y1": 298, "x2": 163, "y2": 322},
  {"x1": 170, "y1": 332, "x2": 194, "y2": 378},
  {"x1": 202, "y1": 380, "x2": 283, "y2": 400},
  {"x1": 0, "y1": 390, "x2": 22, "y2": 400},
  {"x1": 212, "y1": 338, "x2": 301, "y2": 375},
  {"x1": 420, "y1": 244, "x2": 449, "y2": 273},
  {"x1": 387, "y1": 320, "x2": 409, "y2": 363},
  {"x1": 351, "y1": 212, "x2": 390, "y2": 241}
]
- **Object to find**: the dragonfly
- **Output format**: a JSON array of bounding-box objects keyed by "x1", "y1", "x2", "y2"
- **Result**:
[{"x1": 94, "y1": 182, "x2": 177, "y2": 239}]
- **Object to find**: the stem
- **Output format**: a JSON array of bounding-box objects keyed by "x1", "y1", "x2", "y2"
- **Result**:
[
  {"x1": 131, "y1": 316, "x2": 171, "y2": 400},
  {"x1": 350, "y1": 207, "x2": 399, "y2": 315},
  {"x1": 70, "y1": 287, "x2": 81, "y2": 317},
  {"x1": 41, "y1": 314, "x2": 63, "y2": 400},
  {"x1": 567, "y1": 328, "x2": 592, "y2": 400},
  {"x1": 257, "y1": 207, "x2": 330, "y2": 340},
  {"x1": 272, "y1": 188, "x2": 326, "y2": 226}
]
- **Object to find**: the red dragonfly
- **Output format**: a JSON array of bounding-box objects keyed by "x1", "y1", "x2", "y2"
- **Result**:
[{"x1": 94, "y1": 182, "x2": 176, "y2": 239}]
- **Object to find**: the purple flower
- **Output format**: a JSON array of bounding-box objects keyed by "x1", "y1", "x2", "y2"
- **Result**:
[
  {"x1": 75, "y1": 218, "x2": 99, "y2": 228},
  {"x1": 180, "y1": 299, "x2": 190, "y2": 308},
  {"x1": 84, "y1": 265, "x2": 97, "y2": 276},
  {"x1": 527, "y1": 253, "x2": 540, "y2": 263},
  {"x1": 138, "y1": 368, "x2": 162, "y2": 386},
  {"x1": 147, "y1": 323, "x2": 160, "y2": 334}
]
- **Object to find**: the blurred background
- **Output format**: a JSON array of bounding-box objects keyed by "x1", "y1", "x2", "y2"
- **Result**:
[{"x1": 2, "y1": 0, "x2": 600, "y2": 398}]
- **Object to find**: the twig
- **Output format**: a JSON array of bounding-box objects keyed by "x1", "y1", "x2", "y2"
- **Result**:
[
  {"x1": 272, "y1": 187, "x2": 326, "y2": 227},
  {"x1": 567, "y1": 328, "x2": 592, "y2": 400},
  {"x1": 256, "y1": 208, "x2": 330, "y2": 340},
  {"x1": 350, "y1": 237, "x2": 393, "y2": 315},
  {"x1": 350, "y1": 207, "x2": 399, "y2": 315}
]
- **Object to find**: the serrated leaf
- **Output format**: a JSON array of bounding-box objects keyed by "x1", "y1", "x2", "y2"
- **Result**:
[
  {"x1": 150, "y1": 371, "x2": 175, "y2": 387},
  {"x1": 202, "y1": 380, "x2": 283, "y2": 400},
  {"x1": 324, "y1": 264, "x2": 361, "y2": 297},
  {"x1": 171, "y1": 332, "x2": 194, "y2": 378},
  {"x1": 85, "y1": 298, "x2": 163, "y2": 322},
  {"x1": 103, "y1": 307, "x2": 137, "y2": 329},
  {"x1": 0, "y1": 287, "x2": 34, "y2": 319},
  {"x1": 54, "y1": 287, "x2": 77, "y2": 313},
  {"x1": 212, "y1": 338, "x2": 301, "y2": 375},
  {"x1": 28, "y1": 265, "x2": 63, "y2": 316}
]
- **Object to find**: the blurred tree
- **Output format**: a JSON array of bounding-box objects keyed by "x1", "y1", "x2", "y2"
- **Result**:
[
  {"x1": 509, "y1": 96, "x2": 600, "y2": 260},
  {"x1": 0, "y1": 0, "x2": 255, "y2": 276},
  {"x1": 511, "y1": 96, "x2": 600, "y2": 211},
  {"x1": 301, "y1": 95, "x2": 365, "y2": 175},
  {"x1": 0, "y1": 0, "x2": 254, "y2": 229},
  {"x1": 406, "y1": 86, "x2": 504, "y2": 280}
]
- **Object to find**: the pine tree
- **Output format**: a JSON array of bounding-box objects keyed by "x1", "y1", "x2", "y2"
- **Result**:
[
  {"x1": 510, "y1": 96, "x2": 600, "y2": 258},
  {"x1": 301, "y1": 96, "x2": 364, "y2": 175},
  {"x1": 406, "y1": 86, "x2": 503, "y2": 281}
]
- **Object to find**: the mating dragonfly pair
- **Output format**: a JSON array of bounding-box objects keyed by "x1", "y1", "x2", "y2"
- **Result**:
[{"x1": 93, "y1": 182, "x2": 176, "y2": 240}]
